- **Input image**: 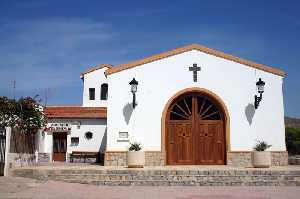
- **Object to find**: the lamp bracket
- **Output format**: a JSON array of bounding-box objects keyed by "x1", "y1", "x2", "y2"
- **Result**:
[{"x1": 254, "y1": 93, "x2": 262, "y2": 109}]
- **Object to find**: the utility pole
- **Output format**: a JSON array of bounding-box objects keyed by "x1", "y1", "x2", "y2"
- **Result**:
[
  {"x1": 44, "y1": 88, "x2": 48, "y2": 107},
  {"x1": 12, "y1": 80, "x2": 16, "y2": 100},
  {"x1": 44, "y1": 88, "x2": 52, "y2": 107}
]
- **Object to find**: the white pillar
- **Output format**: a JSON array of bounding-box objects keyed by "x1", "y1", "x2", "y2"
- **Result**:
[
  {"x1": 35, "y1": 150, "x2": 38, "y2": 163},
  {"x1": 4, "y1": 127, "x2": 11, "y2": 176},
  {"x1": 35, "y1": 130, "x2": 40, "y2": 163},
  {"x1": 48, "y1": 134, "x2": 53, "y2": 162},
  {"x1": 66, "y1": 133, "x2": 71, "y2": 162}
]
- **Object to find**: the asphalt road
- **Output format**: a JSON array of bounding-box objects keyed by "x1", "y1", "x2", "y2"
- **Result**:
[{"x1": 0, "y1": 176, "x2": 300, "y2": 199}]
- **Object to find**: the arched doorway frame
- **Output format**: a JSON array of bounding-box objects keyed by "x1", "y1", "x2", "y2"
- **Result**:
[{"x1": 161, "y1": 87, "x2": 230, "y2": 165}]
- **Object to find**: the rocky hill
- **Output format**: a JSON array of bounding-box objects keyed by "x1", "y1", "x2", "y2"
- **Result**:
[{"x1": 285, "y1": 116, "x2": 300, "y2": 129}]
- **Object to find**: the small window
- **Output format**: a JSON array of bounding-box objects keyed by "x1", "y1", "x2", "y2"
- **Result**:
[
  {"x1": 100, "y1": 83, "x2": 108, "y2": 100},
  {"x1": 85, "y1": 132, "x2": 93, "y2": 140},
  {"x1": 89, "y1": 88, "x2": 95, "y2": 100},
  {"x1": 71, "y1": 137, "x2": 79, "y2": 146}
]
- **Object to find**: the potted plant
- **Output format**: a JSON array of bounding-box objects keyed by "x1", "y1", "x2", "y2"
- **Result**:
[
  {"x1": 252, "y1": 140, "x2": 272, "y2": 168},
  {"x1": 127, "y1": 142, "x2": 145, "y2": 168}
]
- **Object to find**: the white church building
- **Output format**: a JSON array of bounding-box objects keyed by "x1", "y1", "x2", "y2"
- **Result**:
[{"x1": 40, "y1": 43, "x2": 288, "y2": 167}]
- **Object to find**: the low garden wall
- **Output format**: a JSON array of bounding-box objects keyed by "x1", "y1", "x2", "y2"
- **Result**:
[
  {"x1": 105, "y1": 151, "x2": 288, "y2": 167},
  {"x1": 6, "y1": 128, "x2": 37, "y2": 169}
]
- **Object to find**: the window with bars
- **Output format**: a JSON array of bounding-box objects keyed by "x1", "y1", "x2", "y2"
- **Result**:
[{"x1": 71, "y1": 137, "x2": 79, "y2": 146}]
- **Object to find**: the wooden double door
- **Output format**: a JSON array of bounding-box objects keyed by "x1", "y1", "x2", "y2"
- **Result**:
[
  {"x1": 166, "y1": 93, "x2": 226, "y2": 165},
  {"x1": 52, "y1": 133, "x2": 67, "y2": 162}
]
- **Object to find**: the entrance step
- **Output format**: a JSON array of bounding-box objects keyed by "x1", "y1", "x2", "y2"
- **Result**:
[{"x1": 10, "y1": 167, "x2": 300, "y2": 186}]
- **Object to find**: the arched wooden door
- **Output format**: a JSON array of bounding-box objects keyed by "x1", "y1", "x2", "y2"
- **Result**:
[{"x1": 166, "y1": 92, "x2": 226, "y2": 165}]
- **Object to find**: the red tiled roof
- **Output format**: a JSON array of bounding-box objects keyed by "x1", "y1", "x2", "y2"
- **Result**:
[
  {"x1": 44, "y1": 106, "x2": 107, "y2": 119},
  {"x1": 105, "y1": 43, "x2": 286, "y2": 77},
  {"x1": 80, "y1": 64, "x2": 113, "y2": 78}
]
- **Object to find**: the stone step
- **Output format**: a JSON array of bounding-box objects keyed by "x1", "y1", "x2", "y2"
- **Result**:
[
  {"x1": 12, "y1": 170, "x2": 300, "y2": 178},
  {"x1": 12, "y1": 169, "x2": 300, "y2": 175},
  {"x1": 49, "y1": 178, "x2": 300, "y2": 186},
  {"x1": 74, "y1": 172, "x2": 298, "y2": 177},
  {"x1": 10, "y1": 168, "x2": 300, "y2": 186},
  {"x1": 47, "y1": 174, "x2": 299, "y2": 180}
]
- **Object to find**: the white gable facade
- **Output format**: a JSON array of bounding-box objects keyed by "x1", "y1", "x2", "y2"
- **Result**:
[
  {"x1": 39, "y1": 44, "x2": 287, "y2": 167},
  {"x1": 104, "y1": 45, "x2": 287, "y2": 166}
]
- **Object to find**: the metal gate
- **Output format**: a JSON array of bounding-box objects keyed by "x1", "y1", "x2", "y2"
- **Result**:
[{"x1": 0, "y1": 126, "x2": 6, "y2": 176}]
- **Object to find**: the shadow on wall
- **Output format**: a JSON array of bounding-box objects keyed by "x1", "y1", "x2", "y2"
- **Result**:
[
  {"x1": 245, "y1": 103, "x2": 256, "y2": 125},
  {"x1": 98, "y1": 128, "x2": 107, "y2": 165},
  {"x1": 99, "y1": 128, "x2": 107, "y2": 153},
  {"x1": 123, "y1": 103, "x2": 134, "y2": 125}
]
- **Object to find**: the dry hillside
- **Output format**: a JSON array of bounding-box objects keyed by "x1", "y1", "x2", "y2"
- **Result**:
[{"x1": 285, "y1": 117, "x2": 300, "y2": 129}]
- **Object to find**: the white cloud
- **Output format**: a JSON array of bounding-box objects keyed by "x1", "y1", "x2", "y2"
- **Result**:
[{"x1": 0, "y1": 18, "x2": 115, "y2": 92}]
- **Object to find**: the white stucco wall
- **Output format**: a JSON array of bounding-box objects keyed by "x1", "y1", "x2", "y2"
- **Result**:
[
  {"x1": 106, "y1": 50, "x2": 285, "y2": 152},
  {"x1": 82, "y1": 67, "x2": 109, "y2": 107},
  {"x1": 39, "y1": 118, "x2": 107, "y2": 155},
  {"x1": 66, "y1": 119, "x2": 107, "y2": 153}
]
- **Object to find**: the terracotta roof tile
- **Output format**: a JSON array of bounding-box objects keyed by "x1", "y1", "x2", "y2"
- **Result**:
[
  {"x1": 105, "y1": 43, "x2": 286, "y2": 77},
  {"x1": 80, "y1": 64, "x2": 113, "y2": 78},
  {"x1": 44, "y1": 106, "x2": 107, "y2": 119}
]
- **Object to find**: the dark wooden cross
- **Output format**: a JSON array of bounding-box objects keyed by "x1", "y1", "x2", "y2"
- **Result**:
[{"x1": 189, "y1": 63, "x2": 201, "y2": 82}]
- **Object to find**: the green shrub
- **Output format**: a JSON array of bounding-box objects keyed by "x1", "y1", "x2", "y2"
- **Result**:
[
  {"x1": 129, "y1": 142, "x2": 142, "y2": 151},
  {"x1": 286, "y1": 127, "x2": 300, "y2": 155},
  {"x1": 253, "y1": 140, "x2": 272, "y2": 151},
  {"x1": 0, "y1": 96, "x2": 46, "y2": 133}
]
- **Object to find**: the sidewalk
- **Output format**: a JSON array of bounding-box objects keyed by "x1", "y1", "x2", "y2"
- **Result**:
[{"x1": 1, "y1": 176, "x2": 300, "y2": 199}]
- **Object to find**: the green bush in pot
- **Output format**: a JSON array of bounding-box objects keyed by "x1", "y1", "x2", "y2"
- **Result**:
[{"x1": 252, "y1": 140, "x2": 272, "y2": 168}]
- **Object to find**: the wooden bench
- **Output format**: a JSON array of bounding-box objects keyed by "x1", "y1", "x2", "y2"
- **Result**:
[{"x1": 70, "y1": 151, "x2": 100, "y2": 163}]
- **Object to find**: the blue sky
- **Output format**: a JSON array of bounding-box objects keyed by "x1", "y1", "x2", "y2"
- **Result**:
[{"x1": 0, "y1": 0, "x2": 299, "y2": 117}]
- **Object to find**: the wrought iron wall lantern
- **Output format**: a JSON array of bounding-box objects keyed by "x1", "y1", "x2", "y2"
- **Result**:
[
  {"x1": 129, "y1": 78, "x2": 138, "y2": 108},
  {"x1": 254, "y1": 78, "x2": 265, "y2": 109}
]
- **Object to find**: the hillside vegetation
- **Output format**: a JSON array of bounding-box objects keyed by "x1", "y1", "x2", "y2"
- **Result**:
[{"x1": 285, "y1": 117, "x2": 300, "y2": 155}]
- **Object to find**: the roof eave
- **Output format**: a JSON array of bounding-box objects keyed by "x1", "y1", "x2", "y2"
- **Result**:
[
  {"x1": 105, "y1": 43, "x2": 287, "y2": 77},
  {"x1": 80, "y1": 64, "x2": 113, "y2": 78}
]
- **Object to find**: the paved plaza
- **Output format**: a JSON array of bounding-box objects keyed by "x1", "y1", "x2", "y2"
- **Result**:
[{"x1": 0, "y1": 176, "x2": 300, "y2": 199}]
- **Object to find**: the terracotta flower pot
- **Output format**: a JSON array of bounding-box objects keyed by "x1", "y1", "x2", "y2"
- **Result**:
[
  {"x1": 252, "y1": 151, "x2": 271, "y2": 168},
  {"x1": 127, "y1": 151, "x2": 145, "y2": 168}
]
